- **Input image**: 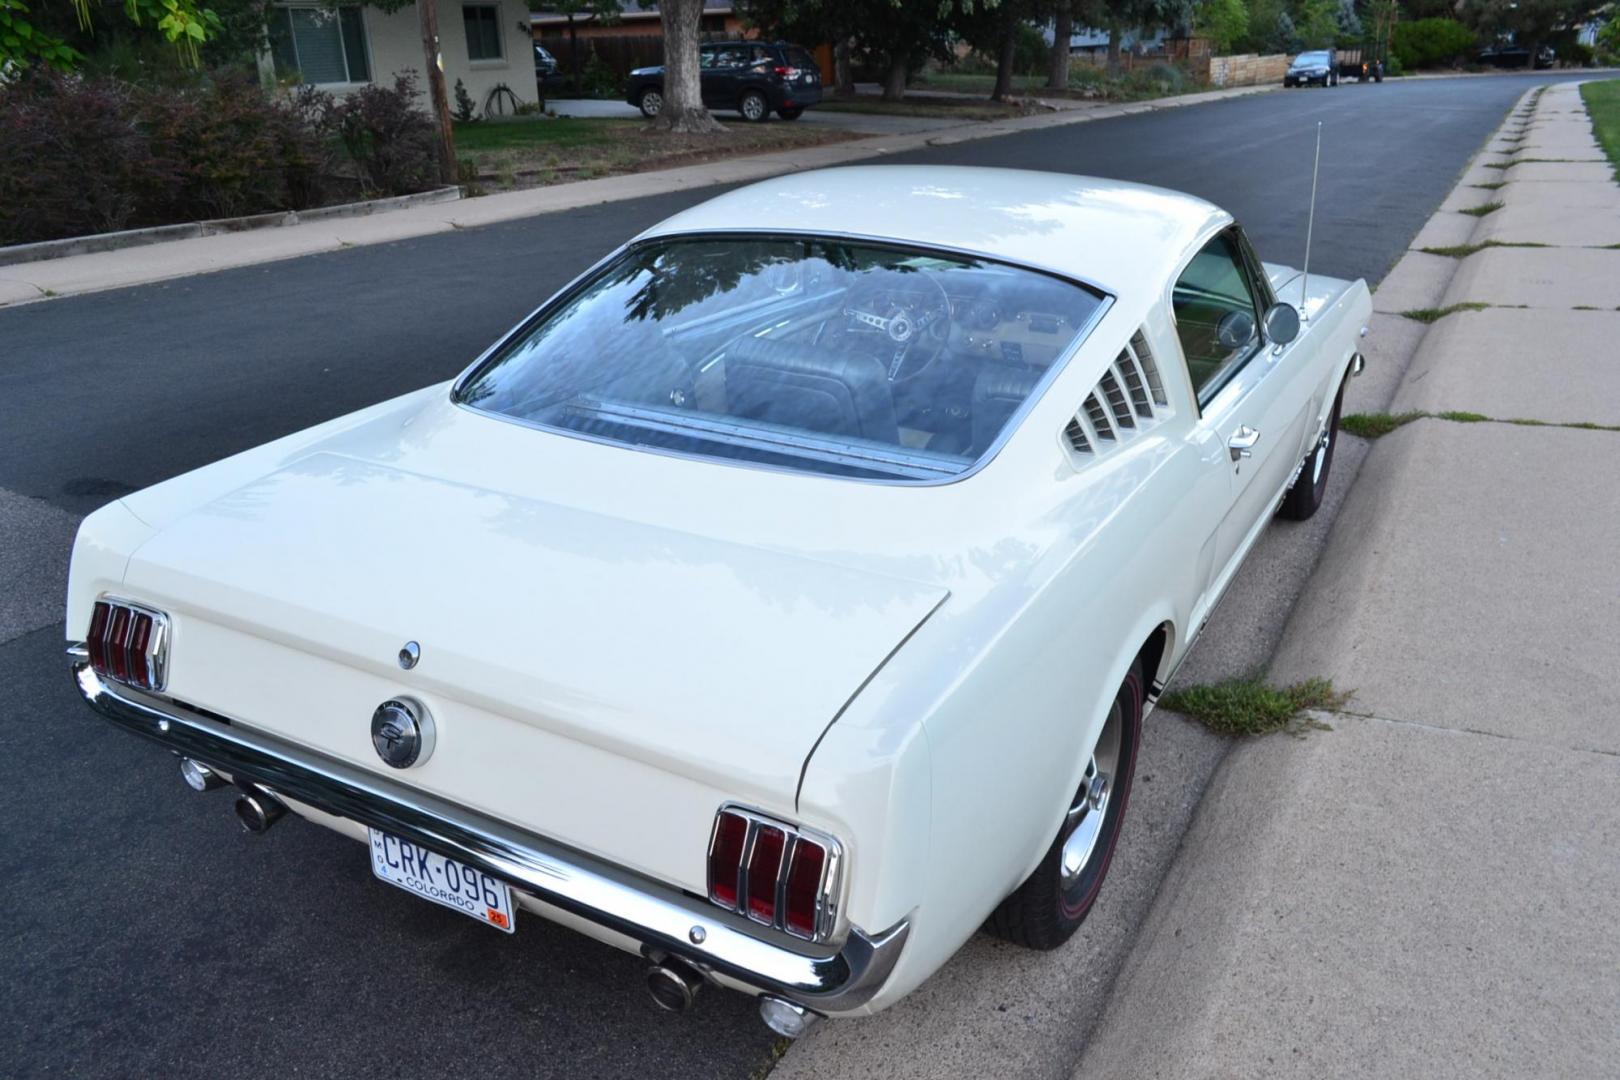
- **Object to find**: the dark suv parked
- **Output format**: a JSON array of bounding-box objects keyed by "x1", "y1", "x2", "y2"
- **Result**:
[{"x1": 627, "y1": 41, "x2": 823, "y2": 122}]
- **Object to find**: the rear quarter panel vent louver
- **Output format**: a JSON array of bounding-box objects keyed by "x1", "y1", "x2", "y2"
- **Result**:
[{"x1": 1064, "y1": 328, "x2": 1170, "y2": 459}]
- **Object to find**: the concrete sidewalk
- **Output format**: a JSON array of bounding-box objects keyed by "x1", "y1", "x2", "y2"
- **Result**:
[
  {"x1": 0, "y1": 83, "x2": 1273, "y2": 310},
  {"x1": 1076, "y1": 81, "x2": 1620, "y2": 1079}
]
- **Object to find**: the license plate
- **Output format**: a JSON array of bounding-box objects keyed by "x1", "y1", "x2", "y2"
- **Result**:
[{"x1": 368, "y1": 829, "x2": 515, "y2": 933}]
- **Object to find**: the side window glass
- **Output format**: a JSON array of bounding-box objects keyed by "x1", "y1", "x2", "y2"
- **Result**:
[
  {"x1": 1171, "y1": 231, "x2": 1262, "y2": 402},
  {"x1": 716, "y1": 46, "x2": 748, "y2": 69},
  {"x1": 699, "y1": 48, "x2": 718, "y2": 70}
]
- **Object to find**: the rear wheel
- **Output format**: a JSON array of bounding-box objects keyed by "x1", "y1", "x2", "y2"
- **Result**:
[
  {"x1": 1279, "y1": 375, "x2": 1345, "y2": 521},
  {"x1": 777, "y1": 106, "x2": 804, "y2": 120},
  {"x1": 637, "y1": 87, "x2": 663, "y2": 118},
  {"x1": 739, "y1": 90, "x2": 770, "y2": 122},
  {"x1": 986, "y1": 661, "x2": 1143, "y2": 950}
]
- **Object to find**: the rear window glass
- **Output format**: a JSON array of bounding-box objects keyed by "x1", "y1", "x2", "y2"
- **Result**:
[
  {"x1": 455, "y1": 236, "x2": 1106, "y2": 482},
  {"x1": 786, "y1": 47, "x2": 817, "y2": 70}
]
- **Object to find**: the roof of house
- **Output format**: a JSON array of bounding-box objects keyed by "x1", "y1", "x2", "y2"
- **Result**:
[{"x1": 638, "y1": 166, "x2": 1228, "y2": 295}]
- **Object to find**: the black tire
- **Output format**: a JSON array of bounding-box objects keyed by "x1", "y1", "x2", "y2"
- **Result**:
[
  {"x1": 637, "y1": 86, "x2": 663, "y2": 119},
  {"x1": 986, "y1": 661, "x2": 1143, "y2": 950},
  {"x1": 1279, "y1": 375, "x2": 1345, "y2": 521},
  {"x1": 777, "y1": 106, "x2": 804, "y2": 120},
  {"x1": 739, "y1": 90, "x2": 770, "y2": 122}
]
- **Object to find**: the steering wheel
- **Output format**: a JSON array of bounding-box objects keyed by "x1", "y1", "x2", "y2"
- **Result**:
[{"x1": 842, "y1": 270, "x2": 952, "y2": 384}]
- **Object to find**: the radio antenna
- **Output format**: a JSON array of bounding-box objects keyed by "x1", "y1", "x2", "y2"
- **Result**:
[{"x1": 1301, "y1": 120, "x2": 1322, "y2": 322}]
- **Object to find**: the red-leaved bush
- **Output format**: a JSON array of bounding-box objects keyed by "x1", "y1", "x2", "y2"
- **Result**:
[{"x1": 0, "y1": 70, "x2": 439, "y2": 246}]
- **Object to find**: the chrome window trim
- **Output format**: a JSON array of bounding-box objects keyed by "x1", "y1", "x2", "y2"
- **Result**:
[
  {"x1": 69, "y1": 659, "x2": 908, "y2": 1010},
  {"x1": 448, "y1": 230, "x2": 1115, "y2": 489}
]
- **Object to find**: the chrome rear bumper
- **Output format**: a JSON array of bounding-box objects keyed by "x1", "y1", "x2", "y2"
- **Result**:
[{"x1": 71, "y1": 660, "x2": 907, "y2": 1012}]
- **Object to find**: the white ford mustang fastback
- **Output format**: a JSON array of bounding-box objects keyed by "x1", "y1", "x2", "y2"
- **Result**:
[{"x1": 67, "y1": 167, "x2": 1369, "y2": 1035}]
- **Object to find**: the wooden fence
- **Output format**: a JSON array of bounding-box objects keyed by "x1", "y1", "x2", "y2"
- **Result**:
[{"x1": 1205, "y1": 53, "x2": 1291, "y2": 87}]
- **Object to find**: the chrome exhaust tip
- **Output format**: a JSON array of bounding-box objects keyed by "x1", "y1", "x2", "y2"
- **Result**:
[
  {"x1": 646, "y1": 959, "x2": 705, "y2": 1013},
  {"x1": 233, "y1": 787, "x2": 286, "y2": 833},
  {"x1": 759, "y1": 995, "x2": 821, "y2": 1039},
  {"x1": 179, "y1": 757, "x2": 226, "y2": 792}
]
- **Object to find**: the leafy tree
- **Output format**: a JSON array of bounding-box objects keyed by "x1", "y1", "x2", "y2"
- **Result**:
[
  {"x1": 536, "y1": 0, "x2": 619, "y2": 93},
  {"x1": 1195, "y1": 0, "x2": 1247, "y2": 53},
  {"x1": 1048, "y1": 0, "x2": 1073, "y2": 89},
  {"x1": 0, "y1": 0, "x2": 222, "y2": 72},
  {"x1": 1465, "y1": 0, "x2": 1603, "y2": 56},
  {"x1": 1293, "y1": 0, "x2": 1337, "y2": 47}
]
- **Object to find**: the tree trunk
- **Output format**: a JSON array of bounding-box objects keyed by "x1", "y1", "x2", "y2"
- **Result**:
[
  {"x1": 1106, "y1": 24, "x2": 1122, "y2": 77},
  {"x1": 1047, "y1": 4, "x2": 1072, "y2": 90},
  {"x1": 567, "y1": 14, "x2": 579, "y2": 95},
  {"x1": 653, "y1": 0, "x2": 724, "y2": 133},
  {"x1": 881, "y1": 54, "x2": 907, "y2": 101},
  {"x1": 834, "y1": 36, "x2": 854, "y2": 96},
  {"x1": 991, "y1": 3, "x2": 1018, "y2": 101},
  {"x1": 417, "y1": 0, "x2": 457, "y2": 185}
]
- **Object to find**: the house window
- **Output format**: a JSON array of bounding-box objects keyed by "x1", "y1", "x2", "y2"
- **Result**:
[
  {"x1": 269, "y1": 5, "x2": 370, "y2": 85},
  {"x1": 463, "y1": 4, "x2": 503, "y2": 62}
]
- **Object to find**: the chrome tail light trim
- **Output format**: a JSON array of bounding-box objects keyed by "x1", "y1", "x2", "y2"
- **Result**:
[{"x1": 709, "y1": 805, "x2": 843, "y2": 944}]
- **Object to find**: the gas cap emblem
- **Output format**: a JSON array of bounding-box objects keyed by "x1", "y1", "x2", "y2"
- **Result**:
[{"x1": 371, "y1": 698, "x2": 434, "y2": 769}]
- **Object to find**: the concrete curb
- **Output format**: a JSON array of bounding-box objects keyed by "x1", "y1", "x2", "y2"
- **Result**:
[
  {"x1": 0, "y1": 186, "x2": 463, "y2": 268},
  {"x1": 0, "y1": 84, "x2": 1277, "y2": 309}
]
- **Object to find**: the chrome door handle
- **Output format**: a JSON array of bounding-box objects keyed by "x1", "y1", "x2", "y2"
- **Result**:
[{"x1": 1228, "y1": 426, "x2": 1261, "y2": 461}]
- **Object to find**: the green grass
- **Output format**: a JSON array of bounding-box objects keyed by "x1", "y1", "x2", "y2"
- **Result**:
[
  {"x1": 816, "y1": 97, "x2": 1024, "y2": 120},
  {"x1": 1460, "y1": 201, "x2": 1503, "y2": 217},
  {"x1": 1581, "y1": 80, "x2": 1620, "y2": 181},
  {"x1": 1341, "y1": 410, "x2": 1427, "y2": 438},
  {"x1": 1399, "y1": 301, "x2": 1491, "y2": 324},
  {"x1": 452, "y1": 116, "x2": 624, "y2": 153},
  {"x1": 1470, "y1": 181, "x2": 1507, "y2": 191},
  {"x1": 1419, "y1": 240, "x2": 1547, "y2": 258},
  {"x1": 1341, "y1": 410, "x2": 1620, "y2": 438},
  {"x1": 1159, "y1": 676, "x2": 1348, "y2": 737}
]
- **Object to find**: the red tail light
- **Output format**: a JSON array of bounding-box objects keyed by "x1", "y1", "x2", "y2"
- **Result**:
[
  {"x1": 706, "y1": 806, "x2": 840, "y2": 941},
  {"x1": 85, "y1": 598, "x2": 169, "y2": 692},
  {"x1": 745, "y1": 825, "x2": 786, "y2": 923},
  {"x1": 783, "y1": 839, "x2": 826, "y2": 937},
  {"x1": 772, "y1": 65, "x2": 799, "y2": 79},
  {"x1": 706, "y1": 811, "x2": 747, "y2": 908}
]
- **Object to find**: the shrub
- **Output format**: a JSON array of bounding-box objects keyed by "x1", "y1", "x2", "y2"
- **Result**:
[
  {"x1": 578, "y1": 46, "x2": 622, "y2": 99},
  {"x1": 1391, "y1": 18, "x2": 1475, "y2": 70},
  {"x1": 326, "y1": 72, "x2": 441, "y2": 196},
  {"x1": 1555, "y1": 42, "x2": 1594, "y2": 67},
  {"x1": 0, "y1": 73, "x2": 166, "y2": 244},
  {"x1": 453, "y1": 78, "x2": 479, "y2": 122},
  {"x1": 141, "y1": 72, "x2": 326, "y2": 219}
]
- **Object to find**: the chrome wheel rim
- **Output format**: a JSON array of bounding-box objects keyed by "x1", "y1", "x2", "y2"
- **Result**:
[
  {"x1": 743, "y1": 95, "x2": 765, "y2": 120},
  {"x1": 643, "y1": 91, "x2": 662, "y2": 115},
  {"x1": 1059, "y1": 700, "x2": 1123, "y2": 888}
]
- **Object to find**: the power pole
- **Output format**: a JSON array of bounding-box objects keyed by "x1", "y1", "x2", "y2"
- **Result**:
[{"x1": 418, "y1": 0, "x2": 459, "y2": 184}]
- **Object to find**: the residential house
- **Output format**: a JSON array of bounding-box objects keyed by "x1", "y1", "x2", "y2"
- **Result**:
[{"x1": 260, "y1": 1, "x2": 539, "y2": 113}]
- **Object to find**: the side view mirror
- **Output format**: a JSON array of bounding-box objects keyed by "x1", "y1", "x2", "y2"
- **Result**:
[
  {"x1": 1261, "y1": 302, "x2": 1301, "y2": 346},
  {"x1": 1216, "y1": 310, "x2": 1258, "y2": 350}
]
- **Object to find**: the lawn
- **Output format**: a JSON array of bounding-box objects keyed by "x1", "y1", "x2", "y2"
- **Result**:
[
  {"x1": 912, "y1": 63, "x2": 1204, "y2": 103},
  {"x1": 452, "y1": 116, "x2": 856, "y2": 190},
  {"x1": 815, "y1": 97, "x2": 1029, "y2": 120},
  {"x1": 1580, "y1": 80, "x2": 1620, "y2": 180}
]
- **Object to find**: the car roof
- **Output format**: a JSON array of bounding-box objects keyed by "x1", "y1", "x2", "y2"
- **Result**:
[{"x1": 638, "y1": 166, "x2": 1229, "y2": 296}]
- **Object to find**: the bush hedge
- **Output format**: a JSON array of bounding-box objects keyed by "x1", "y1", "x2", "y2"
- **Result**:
[
  {"x1": 0, "y1": 71, "x2": 441, "y2": 247},
  {"x1": 1390, "y1": 18, "x2": 1475, "y2": 71}
]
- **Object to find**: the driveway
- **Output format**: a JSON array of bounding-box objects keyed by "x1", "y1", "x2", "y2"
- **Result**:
[{"x1": 1, "y1": 70, "x2": 1610, "y2": 1080}]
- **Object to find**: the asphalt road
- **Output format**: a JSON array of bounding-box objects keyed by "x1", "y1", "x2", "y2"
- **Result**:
[{"x1": 1, "y1": 71, "x2": 1606, "y2": 1080}]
